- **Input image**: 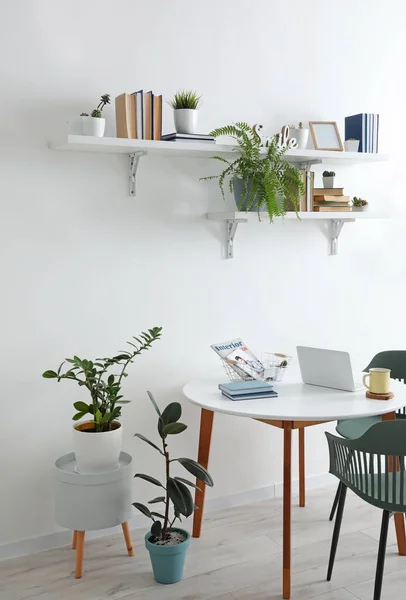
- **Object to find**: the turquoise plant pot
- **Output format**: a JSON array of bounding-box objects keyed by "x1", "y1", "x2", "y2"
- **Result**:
[
  {"x1": 145, "y1": 528, "x2": 190, "y2": 584},
  {"x1": 233, "y1": 178, "x2": 258, "y2": 211}
]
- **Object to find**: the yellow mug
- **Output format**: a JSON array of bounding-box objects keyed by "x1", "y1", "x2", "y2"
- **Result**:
[{"x1": 362, "y1": 368, "x2": 391, "y2": 394}]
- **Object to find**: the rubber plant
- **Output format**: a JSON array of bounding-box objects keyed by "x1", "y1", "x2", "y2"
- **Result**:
[
  {"x1": 42, "y1": 327, "x2": 162, "y2": 432},
  {"x1": 133, "y1": 392, "x2": 214, "y2": 543},
  {"x1": 201, "y1": 122, "x2": 305, "y2": 220}
]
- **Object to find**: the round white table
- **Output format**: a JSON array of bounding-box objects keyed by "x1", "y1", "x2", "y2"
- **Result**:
[{"x1": 183, "y1": 379, "x2": 406, "y2": 599}]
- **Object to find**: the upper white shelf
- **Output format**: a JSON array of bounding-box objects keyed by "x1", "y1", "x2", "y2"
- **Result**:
[
  {"x1": 207, "y1": 211, "x2": 383, "y2": 222},
  {"x1": 49, "y1": 135, "x2": 387, "y2": 165}
]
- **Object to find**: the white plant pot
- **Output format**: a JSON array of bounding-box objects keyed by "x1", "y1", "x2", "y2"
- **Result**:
[
  {"x1": 290, "y1": 128, "x2": 309, "y2": 150},
  {"x1": 323, "y1": 176, "x2": 335, "y2": 188},
  {"x1": 352, "y1": 205, "x2": 368, "y2": 211},
  {"x1": 81, "y1": 116, "x2": 106, "y2": 137},
  {"x1": 173, "y1": 109, "x2": 198, "y2": 134},
  {"x1": 344, "y1": 140, "x2": 360, "y2": 152},
  {"x1": 73, "y1": 421, "x2": 123, "y2": 474}
]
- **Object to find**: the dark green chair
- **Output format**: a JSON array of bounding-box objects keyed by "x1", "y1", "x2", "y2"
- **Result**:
[
  {"x1": 329, "y1": 350, "x2": 406, "y2": 522},
  {"x1": 326, "y1": 420, "x2": 406, "y2": 600}
]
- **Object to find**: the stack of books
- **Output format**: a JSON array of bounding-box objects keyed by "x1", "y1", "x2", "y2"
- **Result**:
[
  {"x1": 115, "y1": 90, "x2": 162, "y2": 140},
  {"x1": 313, "y1": 187, "x2": 350, "y2": 212},
  {"x1": 345, "y1": 113, "x2": 379, "y2": 153},
  {"x1": 218, "y1": 381, "x2": 277, "y2": 401},
  {"x1": 161, "y1": 133, "x2": 215, "y2": 144}
]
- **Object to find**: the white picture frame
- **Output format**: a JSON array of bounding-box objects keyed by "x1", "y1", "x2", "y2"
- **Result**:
[{"x1": 309, "y1": 121, "x2": 343, "y2": 151}]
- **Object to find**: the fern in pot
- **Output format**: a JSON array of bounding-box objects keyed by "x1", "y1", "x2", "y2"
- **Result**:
[
  {"x1": 42, "y1": 327, "x2": 162, "y2": 474},
  {"x1": 133, "y1": 392, "x2": 213, "y2": 584},
  {"x1": 202, "y1": 122, "x2": 305, "y2": 220}
]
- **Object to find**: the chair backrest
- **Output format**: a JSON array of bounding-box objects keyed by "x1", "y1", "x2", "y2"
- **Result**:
[
  {"x1": 364, "y1": 350, "x2": 406, "y2": 414},
  {"x1": 326, "y1": 420, "x2": 406, "y2": 512}
]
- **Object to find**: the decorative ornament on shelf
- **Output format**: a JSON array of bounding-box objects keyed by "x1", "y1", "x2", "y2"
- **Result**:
[
  {"x1": 253, "y1": 124, "x2": 298, "y2": 149},
  {"x1": 80, "y1": 93, "x2": 111, "y2": 137},
  {"x1": 168, "y1": 89, "x2": 202, "y2": 134}
]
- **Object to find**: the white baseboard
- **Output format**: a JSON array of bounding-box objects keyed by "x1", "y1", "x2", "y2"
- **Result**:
[{"x1": 0, "y1": 473, "x2": 336, "y2": 561}]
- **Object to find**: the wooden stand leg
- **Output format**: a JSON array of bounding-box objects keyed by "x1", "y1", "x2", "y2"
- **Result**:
[
  {"x1": 382, "y1": 411, "x2": 406, "y2": 555},
  {"x1": 72, "y1": 530, "x2": 77, "y2": 550},
  {"x1": 193, "y1": 408, "x2": 214, "y2": 538},
  {"x1": 298, "y1": 428, "x2": 305, "y2": 508},
  {"x1": 283, "y1": 421, "x2": 292, "y2": 599},
  {"x1": 75, "y1": 531, "x2": 85, "y2": 579},
  {"x1": 122, "y1": 522, "x2": 134, "y2": 556}
]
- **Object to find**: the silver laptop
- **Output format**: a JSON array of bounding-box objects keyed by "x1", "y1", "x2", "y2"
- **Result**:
[{"x1": 297, "y1": 346, "x2": 363, "y2": 392}]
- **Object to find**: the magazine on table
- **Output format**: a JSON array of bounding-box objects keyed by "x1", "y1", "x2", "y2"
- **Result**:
[{"x1": 211, "y1": 338, "x2": 265, "y2": 381}]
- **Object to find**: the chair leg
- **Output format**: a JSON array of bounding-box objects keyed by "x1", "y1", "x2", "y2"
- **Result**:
[
  {"x1": 327, "y1": 484, "x2": 347, "y2": 581},
  {"x1": 329, "y1": 482, "x2": 342, "y2": 522},
  {"x1": 373, "y1": 510, "x2": 390, "y2": 600}
]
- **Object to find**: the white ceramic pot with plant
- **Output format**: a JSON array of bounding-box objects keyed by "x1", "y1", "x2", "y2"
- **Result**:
[
  {"x1": 351, "y1": 197, "x2": 368, "y2": 211},
  {"x1": 168, "y1": 89, "x2": 202, "y2": 134},
  {"x1": 289, "y1": 122, "x2": 309, "y2": 150},
  {"x1": 344, "y1": 139, "x2": 360, "y2": 152},
  {"x1": 133, "y1": 392, "x2": 214, "y2": 584},
  {"x1": 42, "y1": 327, "x2": 162, "y2": 474},
  {"x1": 80, "y1": 94, "x2": 111, "y2": 137},
  {"x1": 323, "y1": 170, "x2": 335, "y2": 188}
]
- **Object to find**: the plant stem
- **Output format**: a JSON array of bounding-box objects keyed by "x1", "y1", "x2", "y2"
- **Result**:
[{"x1": 162, "y1": 438, "x2": 170, "y2": 539}]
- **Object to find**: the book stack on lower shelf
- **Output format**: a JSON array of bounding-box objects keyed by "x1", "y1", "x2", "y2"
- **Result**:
[
  {"x1": 115, "y1": 90, "x2": 162, "y2": 140},
  {"x1": 312, "y1": 187, "x2": 350, "y2": 212},
  {"x1": 161, "y1": 133, "x2": 215, "y2": 144},
  {"x1": 218, "y1": 381, "x2": 278, "y2": 401}
]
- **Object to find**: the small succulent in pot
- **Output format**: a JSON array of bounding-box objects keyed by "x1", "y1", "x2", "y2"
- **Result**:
[
  {"x1": 352, "y1": 196, "x2": 368, "y2": 210},
  {"x1": 289, "y1": 121, "x2": 309, "y2": 149},
  {"x1": 80, "y1": 93, "x2": 111, "y2": 137},
  {"x1": 133, "y1": 392, "x2": 213, "y2": 584},
  {"x1": 168, "y1": 89, "x2": 202, "y2": 135},
  {"x1": 344, "y1": 138, "x2": 360, "y2": 152},
  {"x1": 323, "y1": 170, "x2": 336, "y2": 188}
]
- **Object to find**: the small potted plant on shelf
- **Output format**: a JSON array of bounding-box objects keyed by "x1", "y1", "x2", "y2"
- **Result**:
[
  {"x1": 344, "y1": 138, "x2": 360, "y2": 152},
  {"x1": 80, "y1": 93, "x2": 111, "y2": 137},
  {"x1": 133, "y1": 392, "x2": 213, "y2": 584},
  {"x1": 42, "y1": 327, "x2": 162, "y2": 474},
  {"x1": 168, "y1": 89, "x2": 202, "y2": 135},
  {"x1": 201, "y1": 122, "x2": 305, "y2": 221},
  {"x1": 351, "y1": 196, "x2": 368, "y2": 211},
  {"x1": 289, "y1": 122, "x2": 309, "y2": 149},
  {"x1": 323, "y1": 170, "x2": 335, "y2": 188}
]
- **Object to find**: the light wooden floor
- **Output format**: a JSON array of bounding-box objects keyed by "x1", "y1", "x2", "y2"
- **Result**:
[{"x1": 2, "y1": 487, "x2": 406, "y2": 600}]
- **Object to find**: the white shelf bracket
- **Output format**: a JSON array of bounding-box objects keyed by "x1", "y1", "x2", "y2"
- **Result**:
[
  {"x1": 129, "y1": 151, "x2": 147, "y2": 196},
  {"x1": 226, "y1": 218, "x2": 248, "y2": 259},
  {"x1": 298, "y1": 159, "x2": 322, "y2": 171},
  {"x1": 329, "y1": 219, "x2": 345, "y2": 255}
]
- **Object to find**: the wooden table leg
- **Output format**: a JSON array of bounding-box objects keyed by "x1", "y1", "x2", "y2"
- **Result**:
[
  {"x1": 193, "y1": 408, "x2": 214, "y2": 538},
  {"x1": 72, "y1": 530, "x2": 77, "y2": 550},
  {"x1": 122, "y1": 522, "x2": 134, "y2": 556},
  {"x1": 283, "y1": 421, "x2": 292, "y2": 599},
  {"x1": 298, "y1": 428, "x2": 305, "y2": 508},
  {"x1": 75, "y1": 531, "x2": 85, "y2": 579},
  {"x1": 382, "y1": 411, "x2": 406, "y2": 555}
]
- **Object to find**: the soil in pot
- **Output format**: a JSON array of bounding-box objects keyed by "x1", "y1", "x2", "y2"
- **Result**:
[
  {"x1": 75, "y1": 421, "x2": 121, "y2": 433},
  {"x1": 145, "y1": 528, "x2": 190, "y2": 584}
]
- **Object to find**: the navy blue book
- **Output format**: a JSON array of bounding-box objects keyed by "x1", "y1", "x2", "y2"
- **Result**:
[
  {"x1": 345, "y1": 114, "x2": 367, "y2": 152},
  {"x1": 219, "y1": 381, "x2": 273, "y2": 396},
  {"x1": 221, "y1": 390, "x2": 278, "y2": 401}
]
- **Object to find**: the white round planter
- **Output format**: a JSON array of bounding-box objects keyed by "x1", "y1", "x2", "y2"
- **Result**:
[
  {"x1": 173, "y1": 109, "x2": 198, "y2": 134},
  {"x1": 73, "y1": 421, "x2": 123, "y2": 474},
  {"x1": 81, "y1": 116, "x2": 106, "y2": 137},
  {"x1": 290, "y1": 128, "x2": 309, "y2": 150},
  {"x1": 323, "y1": 176, "x2": 335, "y2": 188},
  {"x1": 352, "y1": 205, "x2": 368, "y2": 212},
  {"x1": 344, "y1": 140, "x2": 360, "y2": 152}
]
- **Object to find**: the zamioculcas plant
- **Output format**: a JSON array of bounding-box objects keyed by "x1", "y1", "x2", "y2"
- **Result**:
[{"x1": 133, "y1": 392, "x2": 213, "y2": 543}]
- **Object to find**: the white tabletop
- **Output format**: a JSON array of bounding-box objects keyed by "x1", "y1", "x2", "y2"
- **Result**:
[{"x1": 183, "y1": 379, "x2": 406, "y2": 421}]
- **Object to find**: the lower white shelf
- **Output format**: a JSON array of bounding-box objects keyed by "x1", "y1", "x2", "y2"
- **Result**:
[{"x1": 206, "y1": 211, "x2": 385, "y2": 258}]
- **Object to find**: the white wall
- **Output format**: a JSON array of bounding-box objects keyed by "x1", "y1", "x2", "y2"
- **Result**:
[{"x1": 1, "y1": 0, "x2": 406, "y2": 555}]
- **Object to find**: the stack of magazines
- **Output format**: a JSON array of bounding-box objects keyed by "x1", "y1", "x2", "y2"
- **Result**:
[{"x1": 218, "y1": 381, "x2": 277, "y2": 401}]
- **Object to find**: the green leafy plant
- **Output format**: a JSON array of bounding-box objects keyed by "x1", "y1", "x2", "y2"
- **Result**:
[
  {"x1": 323, "y1": 170, "x2": 335, "y2": 177},
  {"x1": 42, "y1": 327, "x2": 162, "y2": 432},
  {"x1": 80, "y1": 94, "x2": 111, "y2": 118},
  {"x1": 133, "y1": 392, "x2": 213, "y2": 544},
  {"x1": 299, "y1": 122, "x2": 303, "y2": 129},
  {"x1": 347, "y1": 138, "x2": 358, "y2": 141},
  {"x1": 201, "y1": 122, "x2": 305, "y2": 220},
  {"x1": 352, "y1": 196, "x2": 368, "y2": 207},
  {"x1": 168, "y1": 90, "x2": 202, "y2": 110}
]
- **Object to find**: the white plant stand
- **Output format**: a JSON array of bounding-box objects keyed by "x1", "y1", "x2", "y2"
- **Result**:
[{"x1": 54, "y1": 452, "x2": 134, "y2": 578}]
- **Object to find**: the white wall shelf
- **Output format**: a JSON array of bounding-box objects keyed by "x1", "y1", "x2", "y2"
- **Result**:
[
  {"x1": 206, "y1": 211, "x2": 384, "y2": 258},
  {"x1": 49, "y1": 135, "x2": 388, "y2": 196}
]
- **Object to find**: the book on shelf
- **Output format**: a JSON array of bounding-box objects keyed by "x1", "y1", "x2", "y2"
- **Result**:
[
  {"x1": 143, "y1": 91, "x2": 153, "y2": 140},
  {"x1": 345, "y1": 113, "x2": 379, "y2": 153},
  {"x1": 313, "y1": 202, "x2": 349, "y2": 208},
  {"x1": 314, "y1": 195, "x2": 350, "y2": 202},
  {"x1": 115, "y1": 93, "x2": 137, "y2": 139},
  {"x1": 161, "y1": 133, "x2": 215, "y2": 143},
  {"x1": 153, "y1": 95, "x2": 162, "y2": 140},
  {"x1": 211, "y1": 337, "x2": 265, "y2": 381},
  {"x1": 134, "y1": 90, "x2": 143, "y2": 139},
  {"x1": 313, "y1": 188, "x2": 344, "y2": 196},
  {"x1": 313, "y1": 206, "x2": 351, "y2": 212},
  {"x1": 306, "y1": 171, "x2": 315, "y2": 212}
]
